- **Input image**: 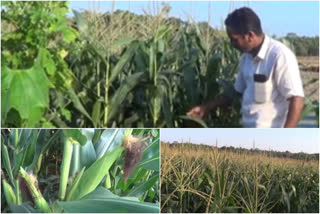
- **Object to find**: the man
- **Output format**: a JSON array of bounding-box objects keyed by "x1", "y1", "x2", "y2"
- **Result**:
[{"x1": 187, "y1": 7, "x2": 304, "y2": 128}]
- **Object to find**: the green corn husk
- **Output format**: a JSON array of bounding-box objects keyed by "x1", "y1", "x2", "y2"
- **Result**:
[
  {"x1": 59, "y1": 139, "x2": 73, "y2": 200},
  {"x1": 104, "y1": 171, "x2": 111, "y2": 189},
  {"x1": 1, "y1": 140, "x2": 15, "y2": 187},
  {"x1": 2, "y1": 176, "x2": 17, "y2": 204},
  {"x1": 19, "y1": 167, "x2": 51, "y2": 213}
]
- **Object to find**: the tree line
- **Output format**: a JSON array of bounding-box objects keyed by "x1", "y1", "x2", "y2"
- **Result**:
[
  {"x1": 280, "y1": 33, "x2": 319, "y2": 56},
  {"x1": 163, "y1": 141, "x2": 319, "y2": 161}
]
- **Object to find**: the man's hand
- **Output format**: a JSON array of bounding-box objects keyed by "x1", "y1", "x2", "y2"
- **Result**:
[
  {"x1": 187, "y1": 104, "x2": 209, "y2": 119},
  {"x1": 186, "y1": 95, "x2": 234, "y2": 119},
  {"x1": 284, "y1": 96, "x2": 305, "y2": 128}
]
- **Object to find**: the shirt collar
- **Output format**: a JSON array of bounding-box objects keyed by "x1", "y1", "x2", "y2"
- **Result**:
[{"x1": 254, "y1": 35, "x2": 269, "y2": 61}]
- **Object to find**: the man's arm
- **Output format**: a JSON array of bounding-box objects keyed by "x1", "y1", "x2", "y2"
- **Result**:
[
  {"x1": 187, "y1": 89, "x2": 242, "y2": 118},
  {"x1": 283, "y1": 96, "x2": 305, "y2": 128}
]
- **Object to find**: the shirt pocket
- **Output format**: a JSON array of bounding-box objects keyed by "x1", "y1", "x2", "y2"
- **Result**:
[{"x1": 253, "y1": 74, "x2": 273, "y2": 103}]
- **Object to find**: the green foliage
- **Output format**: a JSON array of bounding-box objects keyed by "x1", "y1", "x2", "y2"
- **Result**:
[
  {"x1": 282, "y1": 33, "x2": 319, "y2": 56},
  {"x1": 3, "y1": 4, "x2": 316, "y2": 127},
  {"x1": 1, "y1": 129, "x2": 160, "y2": 213},
  {"x1": 58, "y1": 187, "x2": 159, "y2": 213},
  {"x1": 1, "y1": 1, "x2": 78, "y2": 127},
  {"x1": 2, "y1": 55, "x2": 53, "y2": 127},
  {"x1": 67, "y1": 10, "x2": 241, "y2": 128},
  {"x1": 301, "y1": 98, "x2": 319, "y2": 127},
  {"x1": 1, "y1": 2, "x2": 242, "y2": 127}
]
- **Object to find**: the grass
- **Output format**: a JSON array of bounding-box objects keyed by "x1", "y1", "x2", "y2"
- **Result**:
[{"x1": 161, "y1": 142, "x2": 319, "y2": 213}]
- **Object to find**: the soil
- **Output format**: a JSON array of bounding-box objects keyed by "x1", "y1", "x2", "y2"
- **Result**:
[
  {"x1": 299, "y1": 56, "x2": 319, "y2": 102},
  {"x1": 298, "y1": 56, "x2": 319, "y2": 72}
]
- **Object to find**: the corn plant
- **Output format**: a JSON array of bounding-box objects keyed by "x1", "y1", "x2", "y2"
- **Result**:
[
  {"x1": 67, "y1": 9, "x2": 241, "y2": 128},
  {"x1": 1, "y1": 129, "x2": 160, "y2": 213}
]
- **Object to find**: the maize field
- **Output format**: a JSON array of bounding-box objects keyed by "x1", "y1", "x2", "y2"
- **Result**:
[
  {"x1": 161, "y1": 142, "x2": 319, "y2": 213},
  {"x1": 0, "y1": 1, "x2": 243, "y2": 128},
  {"x1": 2, "y1": 1, "x2": 318, "y2": 128}
]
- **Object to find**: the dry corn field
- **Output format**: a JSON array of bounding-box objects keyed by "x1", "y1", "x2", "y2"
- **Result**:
[{"x1": 161, "y1": 142, "x2": 319, "y2": 213}]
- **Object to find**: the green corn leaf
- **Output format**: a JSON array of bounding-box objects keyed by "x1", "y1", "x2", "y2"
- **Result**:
[
  {"x1": 78, "y1": 130, "x2": 96, "y2": 168},
  {"x1": 63, "y1": 129, "x2": 88, "y2": 146},
  {"x1": 66, "y1": 167, "x2": 86, "y2": 201},
  {"x1": 9, "y1": 202, "x2": 40, "y2": 213},
  {"x1": 69, "y1": 129, "x2": 96, "y2": 176},
  {"x1": 94, "y1": 129, "x2": 118, "y2": 158},
  {"x1": 120, "y1": 168, "x2": 148, "y2": 191},
  {"x1": 108, "y1": 72, "x2": 145, "y2": 122},
  {"x1": 127, "y1": 173, "x2": 159, "y2": 197},
  {"x1": 67, "y1": 146, "x2": 124, "y2": 201},
  {"x1": 92, "y1": 100, "x2": 101, "y2": 128},
  {"x1": 110, "y1": 37, "x2": 136, "y2": 50},
  {"x1": 161, "y1": 94, "x2": 173, "y2": 127},
  {"x1": 26, "y1": 129, "x2": 61, "y2": 173},
  {"x1": 77, "y1": 140, "x2": 96, "y2": 170},
  {"x1": 67, "y1": 88, "x2": 94, "y2": 125},
  {"x1": 70, "y1": 145, "x2": 80, "y2": 176},
  {"x1": 179, "y1": 115, "x2": 208, "y2": 128},
  {"x1": 1, "y1": 139, "x2": 15, "y2": 186},
  {"x1": 58, "y1": 187, "x2": 159, "y2": 213},
  {"x1": 139, "y1": 138, "x2": 160, "y2": 171},
  {"x1": 109, "y1": 42, "x2": 138, "y2": 85},
  {"x1": 23, "y1": 131, "x2": 38, "y2": 168}
]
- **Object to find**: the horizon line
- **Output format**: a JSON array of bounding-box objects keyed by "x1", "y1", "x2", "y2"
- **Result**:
[{"x1": 161, "y1": 140, "x2": 320, "y2": 155}]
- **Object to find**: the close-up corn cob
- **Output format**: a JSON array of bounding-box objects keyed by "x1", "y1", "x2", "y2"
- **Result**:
[
  {"x1": 1, "y1": 172, "x2": 17, "y2": 205},
  {"x1": 1, "y1": 129, "x2": 160, "y2": 213},
  {"x1": 19, "y1": 168, "x2": 51, "y2": 213}
]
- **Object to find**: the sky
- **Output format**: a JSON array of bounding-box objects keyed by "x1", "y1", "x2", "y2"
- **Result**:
[
  {"x1": 160, "y1": 128, "x2": 319, "y2": 154},
  {"x1": 69, "y1": 1, "x2": 319, "y2": 37}
]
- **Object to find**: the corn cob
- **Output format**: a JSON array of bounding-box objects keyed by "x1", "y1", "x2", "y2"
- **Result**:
[
  {"x1": 1, "y1": 174, "x2": 17, "y2": 204},
  {"x1": 19, "y1": 167, "x2": 51, "y2": 213}
]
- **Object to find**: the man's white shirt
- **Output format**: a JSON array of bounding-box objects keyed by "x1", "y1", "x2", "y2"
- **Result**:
[{"x1": 234, "y1": 35, "x2": 304, "y2": 128}]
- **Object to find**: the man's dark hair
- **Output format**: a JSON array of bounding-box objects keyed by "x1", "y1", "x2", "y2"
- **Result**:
[{"x1": 225, "y1": 7, "x2": 263, "y2": 36}]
